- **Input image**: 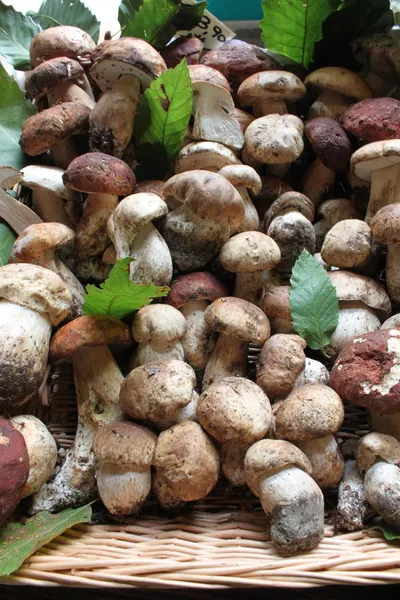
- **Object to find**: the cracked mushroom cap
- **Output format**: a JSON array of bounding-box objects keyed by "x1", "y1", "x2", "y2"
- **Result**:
[
  {"x1": 330, "y1": 329, "x2": 400, "y2": 414},
  {"x1": 161, "y1": 37, "x2": 203, "y2": 69},
  {"x1": 219, "y1": 231, "x2": 281, "y2": 273},
  {"x1": 321, "y1": 220, "x2": 372, "y2": 268},
  {"x1": 264, "y1": 191, "x2": 315, "y2": 230},
  {"x1": 304, "y1": 67, "x2": 371, "y2": 101},
  {"x1": 256, "y1": 334, "x2": 306, "y2": 399},
  {"x1": 132, "y1": 304, "x2": 187, "y2": 351},
  {"x1": 25, "y1": 57, "x2": 84, "y2": 99},
  {"x1": 244, "y1": 114, "x2": 304, "y2": 164},
  {"x1": 205, "y1": 297, "x2": 270, "y2": 344},
  {"x1": 318, "y1": 198, "x2": 359, "y2": 225},
  {"x1": 219, "y1": 165, "x2": 262, "y2": 195},
  {"x1": 328, "y1": 270, "x2": 391, "y2": 316},
  {"x1": 30, "y1": 26, "x2": 96, "y2": 66},
  {"x1": 153, "y1": 421, "x2": 219, "y2": 505},
  {"x1": 351, "y1": 139, "x2": 400, "y2": 184},
  {"x1": 93, "y1": 422, "x2": 156, "y2": 468},
  {"x1": 356, "y1": 432, "x2": 400, "y2": 473},
  {"x1": 20, "y1": 102, "x2": 91, "y2": 156},
  {"x1": 198, "y1": 376, "x2": 271, "y2": 444},
  {"x1": 63, "y1": 152, "x2": 136, "y2": 196},
  {"x1": 165, "y1": 272, "x2": 227, "y2": 308},
  {"x1": 10, "y1": 223, "x2": 75, "y2": 263},
  {"x1": 174, "y1": 141, "x2": 240, "y2": 173},
  {"x1": 274, "y1": 384, "x2": 344, "y2": 441},
  {"x1": 371, "y1": 204, "x2": 400, "y2": 244},
  {"x1": 0, "y1": 263, "x2": 71, "y2": 325},
  {"x1": 238, "y1": 70, "x2": 306, "y2": 109},
  {"x1": 0, "y1": 416, "x2": 29, "y2": 523},
  {"x1": 305, "y1": 117, "x2": 351, "y2": 173},
  {"x1": 341, "y1": 98, "x2": 400, "y2": 143},
  {"x1": 90, "y1": 38, "x2": 167, "y2": 92},
  {"x1": 49, "y1": 315, "x2": 131, "y2": 362}
]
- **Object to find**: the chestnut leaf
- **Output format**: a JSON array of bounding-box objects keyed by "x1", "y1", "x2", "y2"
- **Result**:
[
  {"x1": 0, "y1": 1, "x2": 40, "y2": 69},
  {"x1": 290, "y1": 249, "x2": 339, "y2": 350},
  {"x1": 28, "y1": 0, "x2": 100, "y2": 43}
]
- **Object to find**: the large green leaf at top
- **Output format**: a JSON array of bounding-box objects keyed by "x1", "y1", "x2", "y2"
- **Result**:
[
  {"x1": 0, "y1": 64, "x2": 36, "y2": 170},
  {"x1": 0, "y1": 1, "x2": 41, "y2": 69},
  {"x1": 29, "y1": 0, "x2": 100, "y2": 43},
  {"x1": 260, "y1": 0, "x2": 343, "y2": 67}
]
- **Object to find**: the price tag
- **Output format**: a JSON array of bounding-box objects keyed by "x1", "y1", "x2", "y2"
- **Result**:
[{"x1": 175, "y1": 0, "x2": 236, "y2": 50}]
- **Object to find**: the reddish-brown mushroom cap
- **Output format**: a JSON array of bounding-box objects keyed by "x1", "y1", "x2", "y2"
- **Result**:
[
  {"x1": 25, "y1": 57, "x2": 84, "y2": 99},
  {"x1": 305, "y1": 117, "x2": 351, "y2": 173},
  {"x1": 0, "y1": 416, "x2": 29, "y2": 523},
  {"x1": 50, "y1": 315, "x2": 132, "y2": 362},
  {"x1": 161, "y1": 37, "x2": 203, "y2": 69},
  {"x1": 341, "y1": 98, "x2": 400, "y2": 143},
  {"x1": 30, "y1": 26, "x2": 96, "y2": 66},
  {"x1": 63, "y1": 152, "x2": 136, "y2": 195},
  {"x1": 165, "y1": 272, "x2": 228, "y2": 308}
]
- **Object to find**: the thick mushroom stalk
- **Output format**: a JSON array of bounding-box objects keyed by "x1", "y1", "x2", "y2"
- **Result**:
[
  {"x1": 336, "y1": 460, "x2": 369, "y2": 532},
  {"x1": 108, "y1": 193, "x2": 172, "y2": 286},
  {"x1": 371, "y1": 204, "x2": 400, "y2": 304},
  {"x1": 219, "y1": 165, "x2": 261, "y2": 234},
  {"x1": 31, "y1": 316, "x2": 131, "y2": 513}
]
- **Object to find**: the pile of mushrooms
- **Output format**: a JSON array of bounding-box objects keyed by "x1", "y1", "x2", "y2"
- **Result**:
[{"x1": 2, "y1": 23, "x2": 400, "y2": 557}]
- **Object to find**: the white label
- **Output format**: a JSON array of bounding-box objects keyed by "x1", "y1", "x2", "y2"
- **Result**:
[{"x1": 175, "y1": 0, "x2": 236, "y2": 50}]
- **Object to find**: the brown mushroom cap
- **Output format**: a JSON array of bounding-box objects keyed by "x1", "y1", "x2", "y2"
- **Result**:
[
  {"x1": 188, "y1": 64, "x2": 231, "y2": 91},
  {"x1": 132, "y1": 305, "x2": 186, "y2": 349},
  {"x1": 238, "y1": 70, "x2": 306, "y2": 108},
  {"x1": 165, "y1": 272, "x2": 228, "y2": 308},
  {"x1": 197, "y1": 377, "x2": 272, "y2": 443},
  {"x1": 0, "y1": 417, "x2": 29, "y2": 524},
  {"x1": 351, "y1": 139, "x2": 400, "y2": 183},
  {"x1": 304, "y1": 67, "x2": 371, "y2": 101},
  {"x1": 318, "y1": 198, "x2": 359, "y2": 225},
  {"x1": 341, "y1": 98, "x2": 400, "y2": 143},
  {"x1": 135, "y1": 180, "x2": 165, "y2": 196},
  {"x1": 50, "y1": 315, "x2": 131, "y2": 362},
  {"x1": 30, "y1": 26, "x2": 96, "y2": 66},
  {"x1": 264, "y1": 191, "x2": 315, "y2": 229},
  {"x1": 274, "y1": 384, "x2": 344, "y2": 441},
  {"x1": 256, "y1": 334, "x2": 306, "y2": 399},
  {"x1": 205, "y1": 297, "x2": 271, "y2": 344},
  {"x1": 304, "y1": 117, "x2": 351, "y2": 173},
  {"x1": 371, "y1": 204, "x2": 400, "y2": 244},
  {"x1": 93, "y1": 422, "x2": 156, "y2": 468},
  {"x1": 321, "y1": 220, "x2": 372, "y2": 268},
  {"x1": 20, "y1": 103, "x2": 91, "y2": 156},
  {"x1": 219, "y1": 231, "x2": 281, "y2": 273},
  {"x1": 25, "y1": 57, "x2": 84, "y2": 99},
  {"x1": 328, "y1": 270, "x2": 391, "y2": 315},
  {"x1": 245, "y1": 114, "x2": 304, "y2": 164},
  {"x1": 356, "y1": 432, "x2": 400, "y2": 473},
  {"x1": 10, "y1": 223, "x2": 75, "y2": 263},
  {"x1": 175, "y1": 141, "x2": 240, "y2": 173},
  {"x1": 220, "y1": 439, "x2": 250, "y2": 487},
  {"x1": 161, "y1": 37, "x2": 203, "y2": 69},
  {"x1": 262, "y1": 285, "x2": 291, "y2": 320},
  {"x1": 233, "y1": 108, "x2": 254, "y2": 134},
  {"x1": 219, "y1": 164, "x2": 262, "y2": 196},
  {"x1": 63, "y1": 152, "x2": 136, "y2": 196}
]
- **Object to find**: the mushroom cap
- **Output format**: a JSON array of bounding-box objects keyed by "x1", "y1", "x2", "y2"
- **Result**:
[
  {"x1": 188, "y1": 64, "x2": 230, "y2": 91},
  {"x1": 165, "y1": 272, "x2": 227, "y2": 308},
  {"x1": 256, "y1": 334, "x2": 306, "y2": 399},
  {"x1": 328, "y1": 301, "x2": 381, "y2": 356},
  {"x1": 20, "y1": 102, "x2": 91, "y2": 156},
  {"x1": 356, "y1": 432, "x2": 400, "y2": 473},
  {"x1": 341, "y1": 98, "x2": 400, "y2": 143},
  {"x1": 293, "y1": 358, "x2": 330, "y2": 388},
  {"x1": 267, "y1": 212, "x2": 316, "y2": 270},
  {"x1": 233, "y1": 108, "x2": 254, "y2": 134},
  {"x1": 328, "y1": 270, "x2": 391, "y2": 315},
  {"x1": 321, "y1": 219, "x2": 372, "y2": 268},
  {"x1": 197, "y1": 377, "x2": 272, "y2": 443},
  {"x1": 120, "y1": 360, "x2": 196, "y2": 421},
  {"x1": 304, "y1": 67, "x2": 371, "y2": 101},
  {"x1": 330, "y1": 329, "x2": 400, "y2": 414},
  {"x1": 371, "y1": 204, "x2": 400, "y2": 244},
  {"x1": 244, "y1": 114, "x2": 304, "y2": 164},
  {"x1": 135, "y1": 180, "x2": 165, "y2": 196},
  {"x1": 25, "y1": 57, "x2": 84, "y2": 99},
  {"x1": 296, "y1": 435, "x2": 344, "y2": 489},
  {"x1": 0, "y1": 416, "x2": 29, "y2": 523},
  {"x1": 30, "y1": 26, "x2": 96, "y2": 66},
  {"x1": 318, "y1": 198, "x2": 359, "y2": 225},
  {"x1": 244, "y1": 439, "x2": 312, "y2": 497},
  {"x1": 153, "y1": 421, "x2": 219, "y2": 502},
  {"x1": 307, "y1": 90, "x2": 352, "y2": 121},
  {"x1": 163, "y1": 170, "x2": 244, "y2": 228},
  {"x1": 219, "y1": 165, "x2": 262, "y2": 195},
  {"x1": 0, "y1": 263, "x2": 71, "y2": 325},
  {"x1": 238, "y1": 70, "x2": 306, "y2": 107},
  {"x1": 20, "y1": 165, "x2": 78, "y2": 200},
  {"x1": 175, "y1": 141, "x2": 240, "y2": 173},
  {"x1": 50, "y1": 315, "x2": 131, "y2": 361},
  {"x1": 93, "y1": 422, "x2": 156, "y2": 468},
  {"x1": 161, "y1": 36, "x2": 203, "y2": 69},
  {"x1": 352, "y1": 33, "x2": 400, "y2": 83},
  {"x1": 274, "y1": 383, "x2": 344, "y2": 441},
  {"x1": 304, "y1": 117, "x2": 351, "y2": 173},
  {"x1": 90, "y1": 38, "x2": 167, "y2": 92},
  {"x1": 132, "y1": 304, "x2": 187, "y2": 349},
  {"x1": 264, "y1": 191, "x2": 315, "y2": 229},
  {"x1": 10, "y1": 223, "x2": 75, "y2": 263},
  {"x1": 63, "y1": 152, "x2": 136, "y2": 195},
  {"x1": 382, "y1": 314, "x2": 400, "y2": 330},
  {"x1": 205, "y1": 297, "x2": 270, "y2": 344},
  {"x1": 219, "y1": 231, "x2": 281, "y2": 273},
  {"x1": 351, "y1": 139, "x2": 400, "y2": 183},
  {"x1": 262, "y1": 285, "x2": 291, "y2": 320}
]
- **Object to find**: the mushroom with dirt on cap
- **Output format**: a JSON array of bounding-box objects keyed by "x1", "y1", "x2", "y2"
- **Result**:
[
  {"x1": 237, "y1": 70, "x2": 306, "y2": 117},
  {"x1": 0, "y1": 416, "x2": 30, "y2": 525},
  {"x1": 321, "y1": 219, "x2": 372, "y2": 269},
  {"x1": 244, "y1": 114, "x2": 304, "y2": 166},
  {"x1": 341, "y1": 98, "x2": 400, "y2": 143},
  {"x1": 304, "y1": 117, "x2": 352, "y2": 177}
]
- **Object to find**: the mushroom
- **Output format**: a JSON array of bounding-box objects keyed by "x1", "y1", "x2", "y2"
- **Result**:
[
  {"x1": 262, "y1": 284, "x2": 293, "y2": 334},
  {"x1": 341, "y1": 98, "x2": 400, "y2": 143},
  {"x1": 220, "y1": 440, "x2": 251, "y2": 487},
  {"x1": 89, "y1": 38, "x2": 167, "y2": 157},
  {"x1": 0, "y1": 416, "x2": 29, "y2": 524},
  {"x1": 314, "y1": 198, "x2": 360, "y2": 250},
  {"x1": 352, "y1": 34, "x2": 399, "y2": 96},
  {"x1": 153, "y1": 421, "x2": 219, "y2": 508},
  {"x1": 202, "y1": 297, "x2": 270, "y2": 389},
  {"x1": 371, "y1": 204, "x2": 400, "y2": 304},
  {"x1": 244, "y1": 439, "x2": 325, "y2": 555},
  {"x1": 336, "y1": 460, "x2": 369, "y2": 532},
  {"x1": 10, "y1": 415, "x2": 57, "y2": 498},
  {"x1": 253, "y1": 175, "x2": 293, "y2": 220},
  {"x1": 174, "y1": 141, "x2": 241, "y2": 173},
  {"x1": 256, "y1": 334, "x2": 306, "y2": 399},
  {"x1": 161, "y1": 37, "x2": 203, "y2": 69},
  {"x1": 31, "y1": 315, "x2": 131, "y2": 513},
  {"x1": 237, "y1": 70, "x2": 306, "y2": 117},
  {"x1": 63, "y1": 152, "x2": 136, "y2": 259},
  {"x1": 328, "y1": 270, "x2": 391, "y2": 319},
  {"x1": 233, "y1": 108, "x2": 254, "y2": 134},
  {"x1": 244, "y1": 114, "x2": 304, "y2": 166},
  {"x1": 131, "y1": 304, "x2": 187, "y2": 367},
  {"x1": 107, "y1": 192, "x2": 172, "y2": 285},
  {"x1": 219, "y1": 231, "x2": 281, "y2": 306},
  {"x1": 304, "y1": 117, "x2": 351, "y2": 174},
  {"x1": 0, "y1": 167, "x2": 42, "y2": 234},
  {"x1": 293, "y1": 358, "x2": 330, "y2": 388},
  {"x1": 0, "y1": 263, "x2": 71, "y2": 408},
  {"x1": 307, "y1": 90, "x2": 353, "y2": 121},
  {"x1": 356, "y1": 433, "x2": 400, "y2": 526},
  {"x1": 321, "y1": 219, "x2": 372, "y2": 268},
  {"x1": 30, "y1": 26, "x2": 96, "y2": 66},
  {"x1": 301, "y1": 157, "x2": 335, "y2": 207},
  {"x1": 218, "y1": 164, "x2": 261, "y2": 233},
  {"x1": 93, "y1": 422, "x2": 156, "y2": 517}
]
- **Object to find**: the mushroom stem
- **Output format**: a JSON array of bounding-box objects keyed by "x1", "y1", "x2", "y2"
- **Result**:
[
  {"x1": 364, "y1": 460, "x2": 400, "y2": 525},
  {"x1": 202, "y1": 333, "x2": 247, "y2": 390},
  {"x1": 50, "y1": 139, "x2": 80, "y2": 170},
  {"x1": 366, "y1": 162, "x2": 400, "y2": 222},
  {"x1": 180, "y1": 299, "x2": 216, "y2": 371},
  {"x1": 47, "y1": 80, "x2": 95, "y2": 109},
  {"x1": 234, "y1": 271, "x2": 265, "y2": 306},
  {"x1": 127, "y1": 222, "x2": 172, "y2": 286},
  {"x1": 76, "y1": 193, "x2": 118, "y2": 259},
  {"x1": 97, "y1": 465, "x2": 151, "y2": 515},
  {"x1": 336, "y1": 460, "x2": 369, "y2": 531},
  {"x1": 231, "y1": 187, "x2": 260, "y2": 234},
  {"x1": 31, "y1": 189, "x2": 75, "y2": 228},
  {"x1": 302, "y1": 158, "x2": 335, "y2": 206},
  {"x1": 385, "y1": 243, "x2": 400, "y2": 303},
  {"x1": 254, "y1": 98, "x2": 287, "y2": 117}
]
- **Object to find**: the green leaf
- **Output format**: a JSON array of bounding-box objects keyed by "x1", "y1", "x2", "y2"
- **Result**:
[
  {"x1": 174, "y1": 1, "x2": 208, "y2": 30},
  {"x1": 260, "y1": 0, "x2": 343, "y2": 67},
  {"x1": 374, "y1": 523, "x2": 400, "y2": 541},
  {"x1": 0, "y1": 1, "x2": 41, "y2": 69},
  {"x1": 0, "y1": 220, "x2": 16, "y2": 266},
  {"x1": 0, "y1": 64, "x2": 36, "y2": 170},
  {"x1": 118, "y1": 0, "x2": 144, "y2": 29},
  {"x1": 0, "y1": 504, "x2": 92, "y2": 576},
  {"x1": 29, "y1": 0, "x2": 100, "y2": 43},
  {"x1": 121, "y1": 0, "x2": 179, "y2": 44},
  {"x1": 83, "y1": 258, "x2": 170, "y2": 319},
  {"x1": 290, "y1": 250, "x2": 339, "y2": 350}
]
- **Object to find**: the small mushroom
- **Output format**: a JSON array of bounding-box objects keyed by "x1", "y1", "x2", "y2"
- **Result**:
[
  {"x1": 304, "y1": 117, "x2": 351, "y2": 174},
  {"x1": 371, "y1": 203, "x2": 400, "y2": 304},
  {"x1": 30, "y1": 26, "x2": 96, "y2": 66},
  {"x1": 336, "y1": 460, "x2": 369, "y2": 532},
  {"x1": 161, "y1": 37, "x2": 203, "y2": 68},
  {"x1": 256, "y1": 334, "x2": 306, "y2": 399},
  {"x1": 174, "y1": 141, "x2": 241, "y2": 173},
  {"x1": 219, "y1": 164, "x2": 261, "y2": 233},
  {"x1": 352, "y1": 34, "x2": 399, "y2": 95},
  {"x1": 0, "y1": 416, "x2": 29, "y2": 524},
  {"x1": 220, "y1": 440, "x2": 251, "y2": 487},
  {"x1": 244, "y1": 114, "x2": 304, "y2": 165},
  {"x1": 237, "y1": 70, "x2": 306, "y2": 117},
  {"x1": 302, "y1": 157, "x2": 335, "y2": 206},
  {"x1": 293, "y1": 358, "x2": 330, "y2": 388},
  {"x1": 341, "y1": 98, "x2": 400, "y2": 143},
  {"x1": 321, "y1": 219, "x2": 372, "y2": 268}
]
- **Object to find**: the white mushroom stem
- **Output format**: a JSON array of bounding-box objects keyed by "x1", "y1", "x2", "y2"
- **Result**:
[
  {"x1": 133, "y1": 340, "x2": 184, "y2": 368},
  {"x1": 296, "y1": 435, "x2": 344, "y2": 489},
  {"x1": 386, "y1": 244, "x2": 400, "y2": 304},
  {"x1": 127, "y1": 222, "x2": 172, "y2": 286},
  {"x1": 366, "y1": 162, "x2": 400, "y2": 222},
  {"x1": 364, "y1": 460, "x2": 400, "y2": 526},
  {"x1": 97, "y1": 466, "x2": 151, "y2": 515},
  {"x1": 202, "y1": 334, "x2": 247, "y2": 390},
  {"x1": 253, "y1": 98, "x2": 287, "y2": 118},
  {"x1": 180, "y1": 300, "x2": 216, "y2": 370},
  {"x1": 337, "y1": 460, "x2": 369, "y2": 531},
  {"x1": 47, "y1": 78, "x2": 95, "y2": 110},
  {"x1": 234, "y1": 272, "x2": 265, "y2": 307},
  {"x1": 76, "y1": 193, "x2": 118, "y2": 259},
  {"x1": 31, "y1": 346, "x2": 123, "y2": 513},
  {"x1": 230, "y1": 187, "x2": 260, "y2": 235},
  {"x1": 31, "y1": 189, "x2": 75, "y2": 228}
]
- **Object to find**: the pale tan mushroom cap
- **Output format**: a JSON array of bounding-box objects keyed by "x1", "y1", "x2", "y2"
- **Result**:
[
  {"x1": 256, "y1": 334, "x2": 306, "y2": 399},
  {"x1": 188, "y1": 64, "x2": 230, "y2": 91},
  {"x1": 264, "y1": 191, "x2": 315, "y2": 229},
  {"x1": 351, "y1": 140, "x2": 400, "y2": 183},
  {"x1": 381, "y1": 314, "x2": 400, "y2": 330},
  {"x1": 319, "y1": 198, "x2": 359, "y2": 225},
  {"x1": 238, "y1": 70, "x2": 307, "y2": 106},
  {"x1": 219, "y1": 165, "x2": 262, "y2": 195},
  {"x1": 205, "y1": 297, "x2": 271, "y2": 344},
  {"x1": 93, "y1": 422, "x2": 157, "y2": 469},
  {"x1": 262, "y1": 285, "x2": 291, "y2": 320},
  {"x1": 321, "y1": 220, "x2": 372, "y2": 268},
  {"x1": 274, "y1": 384, "x2": 344, "y2": 441},
  {"x1": 244, "y1": 114, "x2": 304, "y2": 164},
  {"x1": 356, "y1": 432, "x2": 400, "y2": 473},
  {"x1": 174, "y1": 141, "x2": 241, "y2": 173},
  {"x1": 109, "y1": 193, "x2": 168, "y2": 237},
  {"x1": 197, "y1": 377, "x2": 272, "y2": 443},
  {"x1": 244, "y1": 439, "x2": 312, "y2": 497},
  {"x1": 328, "y1": 270, "x2": 391, "y2": 314},
  {"x1": 371, "y1": 204, "x2": 400, "y2": 244},
  {"x1": 132, "y1": 305, "x2": 187, "y2": 350},
  {"x1": 219, "y1": 232, "x2": 281, "y2": 273},
  {"x1": 10, "y1": 223, "x2": 75, "y2": 263},
  {"x1": 0, "y1": 263, "x2": 71, "y2": 325},
  {"x1": 304, "y1": 67, "x2": 371, "y2": 101}
]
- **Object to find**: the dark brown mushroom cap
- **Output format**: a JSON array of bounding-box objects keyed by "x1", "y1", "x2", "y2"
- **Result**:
[
  {"x1": 20, "y1": 103, "x2": 90, "y2": 156},
  {"x1": 165, "y1": 272, "x2": 228, "y2": 308},
  {"x1": 352, "y1": 34, "x2": 400, "y2": 84},
  {"x1": 30, "y1": 26, "x2": 96, "y2": 66},
  {"x1": 93, "y1": 422, "x2": 156, "y2": 468},
  {"x1": 205, "y1": 297, "x2": 271, "y2": 344},
  {"x1": 188, "y1": 64, "x2": 230, "y2": 92},
  {"x1": 305, "y1": 117, "x2": 351, "y2": 173},
  {"x1": 25, "y1": 57, "x2": 84, "y2": 99},
  {"x1": 50, "y1": 315, "x2": 132, "y2": 362},
  {"x1": 161, "y1": 37, "x2": 203, "y2": 69},
  {"x1": 341, "y1": 98, "x2": 400, "y2": 143},
  {"x1": 63, "y1": 152, "x2": 136, "y2": 195},
  {"x1": 10, "y1": 223, "x2": 75, "y2": 262},
  {"x1": 371, "y1": 204, "x2": 400, "y2": 244},
  {"x1": 0, "y1": 416, "x2": 29, "y2": 524}
]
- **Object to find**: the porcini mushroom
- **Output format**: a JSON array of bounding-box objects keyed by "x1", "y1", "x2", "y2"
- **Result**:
[
  {"x1": 321, "y1": 219, "x2": 372, "y2": 268},
  {"x1": 304, "y1": 117, "x2": 351, "y2": 174},
  {"x1": 256, "y1": 334, "x2": 306, "y2": 400},
  {"x1": 237, "y1": 70, "x2": 306, "y2": 117},
  {"x1": 371, "y1": 203, "x2": 400, "y2": 304},
  {"x1": 0, "y1": 417, "x2": 29, "y2": 524},
  {"x1": 336, "y1": 460, "x2": 369, "y2": 531},
  {"x1": 175, "y1": 141, "x2": 241, "y2": 173},
  {"x1": 30, "y1": 26, "x2": 96, "y2": 66},
  {"x1": 341, "y1": 98, "x2": 400, "y2": 143},
  {"x1": 244, "y1": 114, "x2": 304, "y2": 165},
  {"x1": 218, "y1": 164, "x2": 261, "y2": 233},
  {"x1": 161, "y1": 37, "x2": 203, "y2": 68}
]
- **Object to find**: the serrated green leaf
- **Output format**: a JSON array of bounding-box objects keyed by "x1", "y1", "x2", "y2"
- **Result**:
[
  {"x1": 29, "y1": 0, "x2": 100, "y2": 43},
  {"x1": 0, "y1": 1, "x2": 41, "y2": 69},
  {"x1": 121, "y1": 0, "x2": 179, "y2": 44},
  {"x1": 260, "y1": 0, "x2": 343, "y2": 67},
  {"x1": 118, "y1": 0, "x2": 144, "y2": 29},
  {"x1": 0, "y1": 64, "x2": 36, "y2": 170},
  {"x1": 0, "y1": 504, "x2": 92, "y2": 576},
  {"x1": 290, "y1": 250, "x2": 339, "y2": 350},
  {"x1": 0, "y1": 220, "x2": 16, "y2": 266},
  {"x1": 83, "y1": 258, "x2": 169, "y2": 319}
]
